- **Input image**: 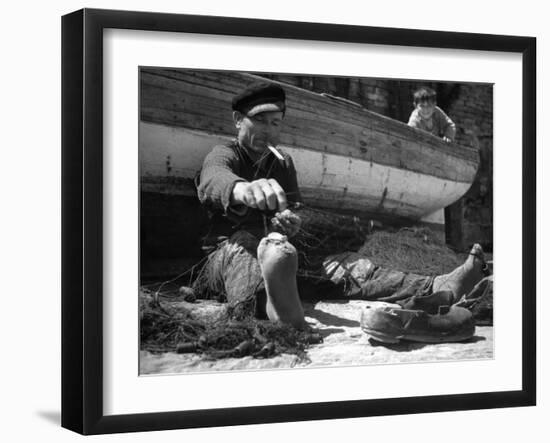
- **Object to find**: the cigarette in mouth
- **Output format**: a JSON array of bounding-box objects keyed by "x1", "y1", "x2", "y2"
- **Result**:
[{"x1": 268, "y1": 144, "x2": 285, "y2": 161}]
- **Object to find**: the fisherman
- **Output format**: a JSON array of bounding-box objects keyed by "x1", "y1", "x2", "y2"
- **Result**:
[
  {"x1": 407, "y1": 86, "x2": 456, "y2": 142},
  {"x1": 194, "y1": 81, "x2": 486, "y2": 331},
  {"x1": 194, "y1": 81, "x2": 305, "y2": 327}
]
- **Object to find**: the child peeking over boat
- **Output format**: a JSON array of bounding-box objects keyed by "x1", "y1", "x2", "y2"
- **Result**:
[{"x1": 407, "y1": 87, "x2": 456, "y2": 143}]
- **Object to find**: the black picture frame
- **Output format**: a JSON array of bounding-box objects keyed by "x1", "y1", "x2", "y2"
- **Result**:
[{"x1": 61, "y1": 8, "x2": 536, "y2": 435}]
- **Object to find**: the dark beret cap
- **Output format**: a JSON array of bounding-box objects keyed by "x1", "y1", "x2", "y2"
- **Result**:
[{"x1": 232, "y1": 81, "x2": 286, "y2": 116}]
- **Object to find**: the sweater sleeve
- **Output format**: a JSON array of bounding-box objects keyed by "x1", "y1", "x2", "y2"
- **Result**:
[
  {"x1": 197, "y1": 145, "x2": 246, "y2": 214},
  {"x1": 435, "y1": 106, "x2": 456, "y2": 141}
]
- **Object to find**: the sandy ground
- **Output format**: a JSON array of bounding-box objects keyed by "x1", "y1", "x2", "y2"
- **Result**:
[{"x1": 140, "y1": 299, "x2": 493, "y2": 375}]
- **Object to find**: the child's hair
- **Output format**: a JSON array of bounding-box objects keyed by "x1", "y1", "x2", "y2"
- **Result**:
[{"x1": 413, "y1": 87, "x2": 437, "y2": 105}]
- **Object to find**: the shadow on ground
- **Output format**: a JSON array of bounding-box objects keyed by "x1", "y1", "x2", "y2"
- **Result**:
[
  {"x1": 368, "y1": 334, "x2": 487, "y2": 352},
  {"x1": 306, "y1": 307, "x2": 359, "y2": 328},
  {"x1": 317, "y1": 327, "x2": 346, "y2": 338}
]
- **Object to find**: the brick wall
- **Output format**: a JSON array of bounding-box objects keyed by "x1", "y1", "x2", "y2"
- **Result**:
[{"x1": 446, "y1": 84, "x2": 493, "y2": 250}]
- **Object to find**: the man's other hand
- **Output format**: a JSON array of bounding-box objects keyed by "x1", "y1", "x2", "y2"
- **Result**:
[{"x1": 271, "y1": 209, "x2": 302, "y2": 238}]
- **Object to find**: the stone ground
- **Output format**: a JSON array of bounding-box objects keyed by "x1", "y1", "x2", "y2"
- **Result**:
[{"x1": 140, "y1": 299, "x2": 493, "y2": 374}]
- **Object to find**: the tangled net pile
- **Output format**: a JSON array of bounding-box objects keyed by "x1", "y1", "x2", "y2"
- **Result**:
[
  {"x1": 290, "y1": 206, "x2": 463, "y2": 276},
  {"x1": 290, "y1": 206, "x2": 369, "y2": 270},
  {"x1": 140, "y1": 289, "x2": 321, "y2": 360},
  {"x1": 358, "y1": 226, "x2": 464, "y2": 275}
]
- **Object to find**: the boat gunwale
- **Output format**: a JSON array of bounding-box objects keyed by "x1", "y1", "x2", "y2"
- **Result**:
[{"x1": 140, "y1": 67, "x2": 480, "y2": 164}]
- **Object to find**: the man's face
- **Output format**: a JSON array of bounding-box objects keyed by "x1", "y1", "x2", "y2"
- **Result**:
[
  {"x1": 234, "y1": 110, "x2": 284, "y2": 155},
  {"x1": 416, "y1": 99, "x2": 436, "y2": 119}
]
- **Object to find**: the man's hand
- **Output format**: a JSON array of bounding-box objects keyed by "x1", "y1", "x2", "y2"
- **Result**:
[
  {"x1": 232, "y1": 178, "x2": 288, "y2": 212},
  {"x1": 271, "y1": 209, "x2": 302, "y2": 238}
]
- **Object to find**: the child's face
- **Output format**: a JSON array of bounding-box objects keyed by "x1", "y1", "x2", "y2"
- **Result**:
[{"x1": 416, "y1": 99, "x2": 436, "y2": 119}]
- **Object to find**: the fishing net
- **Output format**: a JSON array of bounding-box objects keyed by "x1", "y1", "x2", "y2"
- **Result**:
[
  {"x1": 358, "y1": 226, "x2": 464, "y2": 275},
  {"x1": 289, "y1": 206, "x2": 463, "y2": 276},
  {"x1": 140, "y1": 288, "x2": 321, "y2": 360},
  {"x1": 290, "y1": 206, "x2": 369, "y2": 269}
]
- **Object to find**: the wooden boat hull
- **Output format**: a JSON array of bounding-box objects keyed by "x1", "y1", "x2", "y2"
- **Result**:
[{"x1": 139, "y1": 69, "x2": 479, "y2": 223}]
